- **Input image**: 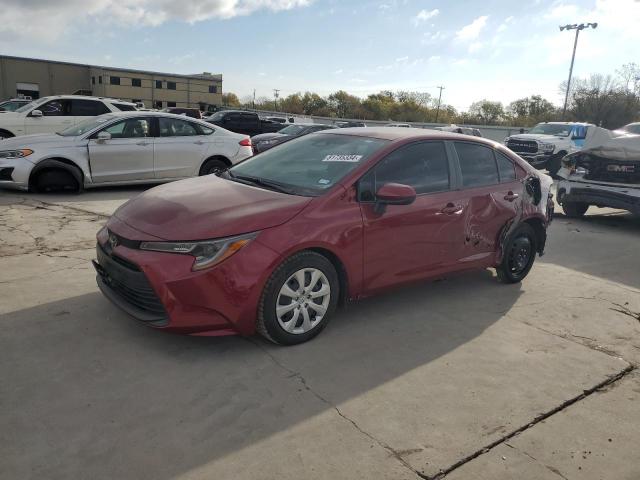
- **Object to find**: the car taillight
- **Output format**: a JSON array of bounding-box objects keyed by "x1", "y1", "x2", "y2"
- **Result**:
[{"x1": 239, "y1": 138, "x2": 251, "y2": 147}]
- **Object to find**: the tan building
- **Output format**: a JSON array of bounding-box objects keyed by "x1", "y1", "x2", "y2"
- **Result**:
[{"x1": 0, "y1": 55, "x2": 223, "y2": 111}]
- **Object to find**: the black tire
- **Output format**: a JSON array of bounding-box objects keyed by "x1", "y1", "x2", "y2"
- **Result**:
[
  {"x1": 257, "y1": 251, "x2": 340, "y2": 345},
  {"x1": 562, "y1": 202, "x2": 589, "y2": 218},
  {"x1": 0, "y1": 130, "x2": 14, "y2": 140},
  {"x1": 199, "y1": 158, "x2": 228, "y2": 176},
  {"x1": 547, "y1": 154, "x2": 563, "y2": 178},
  {"x1": 496, "y1": 224, "x2": 537, "y2": 284},
  {"x1": 33, "y1": 169, "x2": 80, "y2": 193}
]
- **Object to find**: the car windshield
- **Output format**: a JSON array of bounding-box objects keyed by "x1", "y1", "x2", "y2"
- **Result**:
[
  {"x1": 207, "y1": 111, "x2": 225, "y2": 121},
  {"x1": 57, "y1": 115, "x2": 116, "y2": 136},
  {"x1": 0, "y1": 101, "x2": 28, "y2": 112},
  {"x1": 621, "y1": 124, "x2": 640, "y2": 134},
  {"x1": 15, "y1": 100, "x2": 41, "y2": 113},
  {"x1": 228, "y1": 133, "x2": 388, "y2": 196},
  {"x1": 528, "y1": 124, "x2": 573, "y2": 136},
  {"x1": 278, "y1": 125, "x2": 307, "y2": 136}
]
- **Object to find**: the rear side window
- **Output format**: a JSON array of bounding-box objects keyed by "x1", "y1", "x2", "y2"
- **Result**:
[
  {"x1": 241, "y1": 113, "x2": 258, "y2": 125},
  {"x1": 496, "y1": 152, "x2": 516, "y2": 182},
  {"x1": 112, "y1": 103, "x2": 137, "y2": 112},
  {"x1": 102, "y1": 118, "x2": 151, "y2": 138},
  {"x1": 455, "y1": 142, "x2": 499, "y2": 188},
  {"x1": 159, "y1": 117, "x2": 199, "y2": 137},
  {"x1": 71, "y1": 99, "x2": 110, "y2": 116},
  {"x1": 375, "y1": 142, "x2": 450, "y2": 194}
]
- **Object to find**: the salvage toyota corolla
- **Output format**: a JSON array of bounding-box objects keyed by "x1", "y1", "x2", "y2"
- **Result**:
[{"x1": 94, "y1": 128, "x2": 553, "y2": 345}]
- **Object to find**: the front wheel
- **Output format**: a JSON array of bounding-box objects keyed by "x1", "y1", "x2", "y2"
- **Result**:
[
  {"x1": 562, "y1": 202, "x2": 589, "y2": 218},
  {"x1": 496, "y1": 224, "x2": 537, "y2": 284},
  {"x1": 257, "y1": 251, "x2": 339, "y2": 345}
]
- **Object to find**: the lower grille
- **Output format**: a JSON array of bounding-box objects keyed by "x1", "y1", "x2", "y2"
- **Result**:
[
  {"x1": 506, "y1": 140, "x2": 538, "y2": 154},
  {"x1": 0, "y1": 167, "x2": 14, "y2": 181},
  {"x1": 95, "y1": 243, "x2": 167, "y2": 320}
]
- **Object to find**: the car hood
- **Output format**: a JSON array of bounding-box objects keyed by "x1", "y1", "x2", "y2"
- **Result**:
[
  {"x1": 0, "y1": 133, "x2": 76, "y2": 148},
  {"x1": 114, "y1": 175, "x2": 313, "y2": 241},
  {"x1": 252, "y1": 133, "x2": 286, "y2": 142},
  {"x1": 509, "y1": 134, "x2": 564, "y2": 142}
]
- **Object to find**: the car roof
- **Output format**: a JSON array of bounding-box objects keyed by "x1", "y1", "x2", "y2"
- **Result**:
[
  {"x1": 33, "y1": 95, "x2": 136, "y2": 104},
  {"x1": 318, "y1": 126, "x2": 499, "y2": 146},
  {"x1": 542, "y1": 121, "x2": 593, "y2": 126}
]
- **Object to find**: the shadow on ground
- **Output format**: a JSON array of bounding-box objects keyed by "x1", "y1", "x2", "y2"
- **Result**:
[{"x1": 2, "y1": 269, "x2": 521, "y2": 479}]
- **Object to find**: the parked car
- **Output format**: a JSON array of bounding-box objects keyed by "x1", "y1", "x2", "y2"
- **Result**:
[
  {"x1": 335, "y1": 121, "x2": 366, "y2": 128},
  {"x1": 204, "y1": 110, "x2": 284, "y2": 136},
  {"x1": 93, "y1": 127, "x2": 553, "y2": 345},
  {"x1": 0, "y1": 95, "x2": 138, "y2": 139},
  {"x1": 434, "y1": 125, "x2": 482, "y2": 137},
  {"x1": 163, "y1": 107, "x2": 202, "y2": 119},
  {"x1": 0, "y1": 111, "x2": 252, "y2": 192},
  {"x1": 252, "y1": 123, "x2": 334, "y2": 153},
  {"x1": 613, "y1": 122, "x2": 640, "y2": 135},
  {"x1": 557, "y1": 127, "x2": 640, "y2": 217},
  {"x1": 504, "y1": 122, "x2": 594, "y2": 176},
  {"x1": 0, "y1": 98, "x2": 32, "y2": 112},
  {"x1": 386, "y1": 123, "x2": 411, "y2": 128}
]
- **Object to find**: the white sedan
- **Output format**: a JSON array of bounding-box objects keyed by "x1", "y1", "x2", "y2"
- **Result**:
[{"x1": 0, "y1": 112, "x2": 253, "y2": 192}]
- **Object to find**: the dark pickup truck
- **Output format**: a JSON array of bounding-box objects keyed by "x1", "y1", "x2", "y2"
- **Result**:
[{"x1": 203, "y1": 110, "x2": 285, "y2": 136}]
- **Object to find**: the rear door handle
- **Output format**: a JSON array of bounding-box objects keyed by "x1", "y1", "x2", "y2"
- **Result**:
[
  {"x1": 440, "y1": 203, "x2": 463, "y2": 215},
  {"x1": 504, "y1": 192, "x2": 519, "y2": 202},
  {"x1": 136, "y1": 141, "x2": 150, "y2": 146},
  {"x1": 193, "y1": 140, "x2": 205, "y2": 145}
]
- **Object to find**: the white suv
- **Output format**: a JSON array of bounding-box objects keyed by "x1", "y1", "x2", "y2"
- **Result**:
[{"x1": 0, "y1": 95, "x2": 137, "y2": 139}]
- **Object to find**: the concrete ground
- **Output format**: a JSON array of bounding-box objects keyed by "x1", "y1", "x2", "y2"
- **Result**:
[{"x1": 1, "y1": 186, "x2": 638, "y2": 480}]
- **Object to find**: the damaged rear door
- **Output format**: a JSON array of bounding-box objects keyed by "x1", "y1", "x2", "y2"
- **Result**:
[{"x1": 451, "y1": 142, "x2": 521, "y2": 264}]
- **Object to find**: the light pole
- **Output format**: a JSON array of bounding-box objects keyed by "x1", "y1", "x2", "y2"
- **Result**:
[
  {"x1": 559, "y1": 22, "x2": 597, "y2": 118},
  {"x1": 434, "y1": 85, "x2": 445, "y2": 123}
]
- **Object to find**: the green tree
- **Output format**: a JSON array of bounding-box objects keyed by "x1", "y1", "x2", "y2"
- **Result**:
[
  {"x1": 468, "y1": 100, "x2": 505, "y2": 125},
  {"x1": 221, "y1": 92, "x2": 241, "y2": 107}
]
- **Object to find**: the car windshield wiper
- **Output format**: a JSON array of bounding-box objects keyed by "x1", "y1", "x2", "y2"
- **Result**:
[{"x1": 226, "y1": 171, "x2": 297, "y2": 195}]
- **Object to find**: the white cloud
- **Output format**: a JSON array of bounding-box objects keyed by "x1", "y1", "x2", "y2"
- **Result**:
[
  {"x1": 334, "y1": 69, "x2": 343, "y2": 75},
  {"x1": 412, "y1": 8, "x2": 439, "y2": 26},
  {"x1": 455, "y1": 15, "x2": 489, "y2": 41},
  {"x1": 421, "y1": 30, "x2": 444, "y2": 45},
  {"x1": 0, "y1": 0, "x2": 312, "y2": 40},
  {"x1": 395, "y1": 56, "x2": 409, "y2": 62},
  {"x1": 468, "y1": 42, "x2": 483, "y2": 53},
  {"x1": 497, "y1": 15, "x2": 514, "y2": 32}
]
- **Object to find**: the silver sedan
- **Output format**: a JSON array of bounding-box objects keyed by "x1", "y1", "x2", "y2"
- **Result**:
[{"x1": 0, "y1": 111, "x2": 253, "y2": 192}]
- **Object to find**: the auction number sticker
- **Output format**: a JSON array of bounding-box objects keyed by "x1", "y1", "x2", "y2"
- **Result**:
[{"x1": 322, "y1": 154, "x2": 363, "y2": 162}]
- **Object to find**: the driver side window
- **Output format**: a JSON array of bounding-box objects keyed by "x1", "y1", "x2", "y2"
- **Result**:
[{"x1": 39, "y1": 100, "x2": 71, "y2": 116}]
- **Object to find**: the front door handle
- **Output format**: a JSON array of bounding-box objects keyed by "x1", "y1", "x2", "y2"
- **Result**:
[
  {"x1": 136, "y1": 141, "x2": 150, "y2": 146},
  {"x1": 504, "y1": 192, "x2": 519, "y2": 202},
  {"x1": 440, "y1": 203, "x2": 463, "y2": 215},
  {"x1": 193, "y1": 140, "x2": 205, "y2": 145}
]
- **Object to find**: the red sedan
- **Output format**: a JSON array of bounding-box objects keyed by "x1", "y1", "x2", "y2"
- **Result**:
[{"x1": 94, "y1": 128, "x2": 553, "y2": 345}]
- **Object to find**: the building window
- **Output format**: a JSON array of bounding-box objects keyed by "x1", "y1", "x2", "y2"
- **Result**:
[
  {"x1": 155, "y1": 80, "x2": 162, "y2": 89},
  {"x1": 132, "y1": 78, "x2": 142, "y2": 87},
  {"x1": 167, "y1": 81, "x2": 176, "y2": 90},
  {"x1": 98, "y1": 76, "x2": 102, "y2": 84},
  {"x1": 91, "y1": 76, "x2": 95, "y2": 85},
  {"x1": 110, "y1": 76, "x2": 120, "y2": 85},
  {"x1": 154, "y1": 101, "x2": 163, "y2": 109},
  {"x1": 167, "y1": 101, "x2": 176, "y2": 107},
  {"x1": 209, "y1": 85, "x2": 217, "y2": 93}
]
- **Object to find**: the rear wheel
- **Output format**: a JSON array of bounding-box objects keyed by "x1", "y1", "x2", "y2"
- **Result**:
[
  {"x1": 199, "y1": 158, "x2": 228, "y2": 176},
  {"x1": 33, "y1": 169, "x2": 80, "y2": 193},
  {"x1": 0, "y1": 130, "x2": 13, "y2": 140},
  {"x1": 562, "y1": 202, "x2": 589, "y2": 218},
  {"x1": 496, "y1": 224, "x2": 537, "y2": 284},
  {"x1": 257, "y1": 251, "x2": 339, "y2": 345}
]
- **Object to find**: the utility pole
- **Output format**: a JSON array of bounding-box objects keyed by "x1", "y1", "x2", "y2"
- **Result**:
[
  {"x1": 559, "y1": 22, "x2": 598, "y2": 119},
  {"x1": 435, "y1": 85, "x2": 445, "y2": 123},
  {"x1": 252, "y1": 89, "x2": 256, "y2": 110},
  {"x1": 273, "y1": 89, "x2": 280, "y2": 111}
]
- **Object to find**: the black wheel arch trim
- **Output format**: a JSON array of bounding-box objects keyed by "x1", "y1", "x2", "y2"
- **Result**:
[{"x1": 29, "y1": 158, "x2": 85, "y2": 189}]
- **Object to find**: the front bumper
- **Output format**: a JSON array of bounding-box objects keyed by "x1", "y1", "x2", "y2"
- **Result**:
[
  {"x1": 0, "y1": 158, "x2": 33, "y2": 190},
  {"x1": 557, "y1": 179, "x2": 640, "y2": 214},
  {"x1": 94, "y1": 221, "x2": 281, "y2": 336},
  {"x1": 518, "y1": 152, "x2": 553, "y2": 168}
]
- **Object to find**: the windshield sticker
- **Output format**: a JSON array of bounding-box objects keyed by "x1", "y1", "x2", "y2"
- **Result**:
[
  {"x1": 318, "y1": 178, "x2": 331, "y2": 185},
  {"x1": 322, "y1": 154, "x2": 363, "y2": 163}
]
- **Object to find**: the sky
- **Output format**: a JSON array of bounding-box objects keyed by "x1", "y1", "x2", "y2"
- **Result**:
[{"x1": 0, "y1": 0, "x2": 638, "y2": 111}]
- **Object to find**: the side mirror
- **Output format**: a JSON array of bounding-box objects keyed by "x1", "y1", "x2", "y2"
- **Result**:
[
  {"x1": 374, "y1": 183, "x2": 416, "y2": 214},
  {"x1": 96, "y1": 131, "x2": 112, "y2": 143},
  {"x1": 30, "y1": 109, "x2": 43, "y2": 118}
]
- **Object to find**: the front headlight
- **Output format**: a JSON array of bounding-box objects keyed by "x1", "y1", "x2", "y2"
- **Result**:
[
  {"x1": 0, "y1": 149, "x2": 33, "y2": 159},
  {"x1": 538, "y1": 142, "x2": 555, "y2": 153},
  {"x1": 139, "y1": 232, "x2": 258, "y2": 271}
]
